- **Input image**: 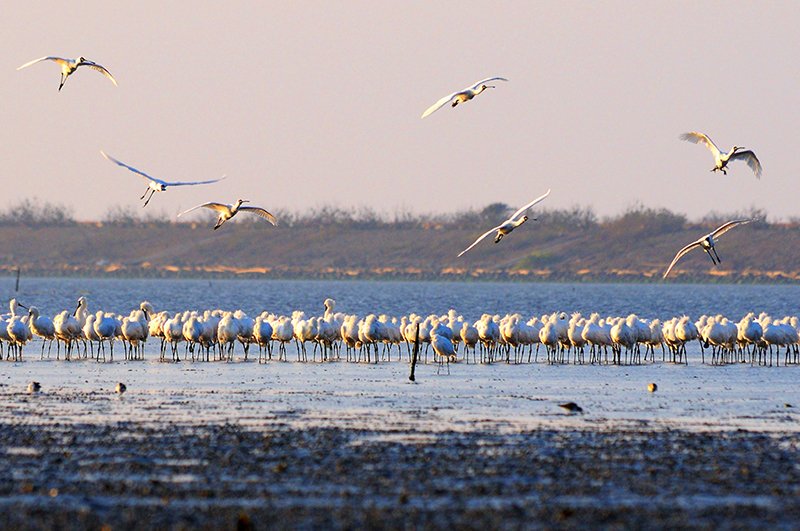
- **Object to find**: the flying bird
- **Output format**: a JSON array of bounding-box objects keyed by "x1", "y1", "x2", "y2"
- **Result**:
[
  {"x1": 178, "y1": 199, "x2": 277, "y2": 230},
  {"x1": 680, "y1": 132, "x2": 762, "y2": 179},
  {"x1": 101, "y1": 151, "x2": 227, "y2": 207},
  {"x1": 421, "y1": 77, "x2": 508, "y2": 118},
  {"x1": 17, "y1": 56, "x2": 117, "y2": 91},
  {"x1": 457, "y1": 189, "x2": 551, "y2": 257},
  {"x1": 662, "y1": 218, "x2": 756, "y2": 279}
]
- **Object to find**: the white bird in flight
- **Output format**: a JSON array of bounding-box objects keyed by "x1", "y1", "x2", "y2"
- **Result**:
[
  {"x1": 101, "y1": 151, "x2": 227, "y2": 207},
  {"x1": 680, "y1": 132, "x2": 762, "y2": 179},
  {"x1": 458, "y1": 189, "x2": 551, "y2": 257},
  {"x1": 662, "y1": 218, "x2": 756, "y2": 279},
  {"x1": 421, "y1": 77, "x2": 508, "y2": 118},
  {"x1": 17, "y1": 56, "x2": 117, "y2": 91},
  {"x1": 178, "y1": 199, "x2": 277, "y2": 230}
]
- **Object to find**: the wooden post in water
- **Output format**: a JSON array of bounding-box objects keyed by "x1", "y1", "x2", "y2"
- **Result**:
[
  {"x1": 14, "y1": 268, "x2": 20, "y2": 292},
  {"x1": 409, "y1": 323, "x2": 420, "y2": 382}
]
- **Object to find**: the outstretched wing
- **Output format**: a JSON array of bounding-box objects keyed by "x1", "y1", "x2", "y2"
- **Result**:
[
  {"x1": 80, "y1": 61, "x2": 118, "y2": 86},
  {"x1": 711, "y1": 218, "x2": 755, "y2": 238},
  {"x1": 680, "y1": 131, "x2": 720, "y2": 158},
  {"x1": 467, "y1": 77, "x2": 508, "y2": 91},
  {"x1": 457, "y1": 225, "x2": 503, "y2": 257},
  {"x1": 164, "y1": 176, "x2": 227, "y2": 187},
  {"x1": 240, "y1": 206, "x2": 277, "y2": 226},
  {"x1": 421, "y1": 91, "x2": 459, "y2": 118},
  {"x1": 510, "y1": 189, "x2": 551, "y2": 221},
  {"x1": 662, "y1": 239, "x2": 703, "y2": 279},
  {"x1": 102, "y1": 151, "x2": 226, "y2": 187},
  {"x1": 728, "y1": 150, "x2": 762, "y2": 179},
  {"x1": 178, "y1": 202, "x2": 229, "y2": 217},
  {"x1": 17, "y1": 56, "x2": 68, "y2": 70},
  {"x1": 101, "y1": 151, "x2": 163, "y2": 184}
]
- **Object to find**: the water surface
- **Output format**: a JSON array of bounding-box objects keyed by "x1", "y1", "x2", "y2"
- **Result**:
[{"x1": 3, "y1": 277, "x2": 798, "y2": 321}]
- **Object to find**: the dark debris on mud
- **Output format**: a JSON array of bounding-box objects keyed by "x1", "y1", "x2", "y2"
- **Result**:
[{"x1": 0, "y1": 423, "x2": 799, "y2": 530}]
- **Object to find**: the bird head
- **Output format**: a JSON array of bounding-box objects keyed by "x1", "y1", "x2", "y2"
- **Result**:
[
  {"x1": 77, "y1": 56, "x2": 86, "y2": 63},
  {"x1": 521, "y1": 215, "x2": 529, "y2": 222},
  {"x1": 732, "y1": 146, "x2": 744, "y2": 153},
  {"x1": 74, "y1": 297, "x2": 86, "y2": 316},
  {"x1": 237, "y1": 199, "x2": 249, "y2": 205}
]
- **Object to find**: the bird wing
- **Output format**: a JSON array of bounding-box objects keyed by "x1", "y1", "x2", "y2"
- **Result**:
[
  {"x1": 177, "y1": 202, "x2": 230, "y2": 217},
  {"x1": 467, "y1": 77, "x2": 508, "y2": 91},
  {"x1": 728, "y1": 150, "x2": 762, "y2": 179},
  {"x1": 711, "y1": 218, "x2": 755, "y2": 238},
  {"x1": 163, "y1": 176, "x2": 227, "y2": 187},
  {"x1": 510, "y1": 189, "x2": 551, "y2": 220},
  {"x1": 17, "y1": 56, "x2": 68, "y2": 70},
  {"x1": 680, "y1": 131, "x2": 720, "y2": 158},
  {"x1": 239, "y1": 206, "x2": 278, "y2": 226},
  {"x1": 421, "y1": 91, "x2": 459, "y2": 118},
  {"x1": 662, "y1": 239, "x2": 704, "y2": 279},
  {"x1": 80, "y1": 61, "x2": 118, "y2": 86},
  {"x1": 102, "y1": 151, "x2": 226, "y2": 187},
  {"x1": 457, "y1": 225, "x2": 504, "y2": 257},
  {"x1": 101, "y1": 151, "x2": 163, "y2": 184}
]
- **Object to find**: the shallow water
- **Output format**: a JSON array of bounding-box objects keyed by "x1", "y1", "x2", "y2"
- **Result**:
[{"x1": 3, "y1": 277, "x2": 800, "y2": 322}]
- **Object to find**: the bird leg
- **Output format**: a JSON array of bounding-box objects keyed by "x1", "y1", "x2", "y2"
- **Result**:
[
  {"x1": 494, "y1": 233, "x2": 504, "y2": 244},
  {"x1": 142, "y1": 189, "x2": 156, "y2": 207},
  {"x1": 711, "y1": 247, "x2": 722, "y2": 264},
  {"x1": 213, "y1": 219, "x2": 224, "y2": 230},
  {"x1": 58, "y1": 74, "x2": 66, "y2": 91}
]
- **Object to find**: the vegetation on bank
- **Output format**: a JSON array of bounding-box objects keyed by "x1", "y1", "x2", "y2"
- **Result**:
[
  {"x1": 0, "y1": 199, "x2": 797, "y2": 283},
  {"x1": 0, "y1": 198, "x2": 783, "y2": 230}
]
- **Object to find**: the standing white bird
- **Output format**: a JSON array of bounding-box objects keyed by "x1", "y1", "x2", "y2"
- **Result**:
[
  {"x1": 178, "y1": 199, "x2": 277, "y2": 230},
  {"x1": 421, "y1": 77, "x2": 508, "y2": 118},
  {"x1": 663, "y1": 218, "x2": 756, "y2": 279},
  {"x1": 17, "y1": 56, "x2": 117, "y2": 91},
  {"x1": 100, "y1": 151, "x2": 227, "y2": 207},
  {"x1": 457, "y1": 189, "x2": 551, "y2": 257},
  {"x1": 680, "y1": 132, "x2": 762, "y2": 179}
]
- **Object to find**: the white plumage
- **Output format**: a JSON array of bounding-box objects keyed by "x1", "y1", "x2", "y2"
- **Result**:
[{"x1": 421, "y1": 77, "x2": 508, "y2": 118}]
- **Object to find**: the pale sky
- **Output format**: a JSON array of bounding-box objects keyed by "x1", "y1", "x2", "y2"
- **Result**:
[{"x1": 2, "y1": 1, "x2": 799, "y2": 222}]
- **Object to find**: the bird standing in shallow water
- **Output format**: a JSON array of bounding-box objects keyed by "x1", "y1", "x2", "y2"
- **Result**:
[
  {"x1": 17, "y1": 56, "x2": 117, "y2": 91},
  {"x1": 662, "y1": 218, "x2": 755, "y2": 279},
  {"x1": 421, "y1": 77, "x2": 508, "y2": 118},
  {"x1": 680, "y1": 132, "x2": 762, "y2": 179},
  {"x1": 458, "y1": 189, "x2": 551, "y2": 257},
  {"x1": 178, "y1": 199, "x2": 277, "y2": 230},
  {"x1": 115, "y1": 382, "x2": 127, "y2": 394}
]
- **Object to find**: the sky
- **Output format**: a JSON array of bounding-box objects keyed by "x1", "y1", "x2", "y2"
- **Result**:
[{"x1": 2, "y1": 1, "x2": 799, "y2": 222}]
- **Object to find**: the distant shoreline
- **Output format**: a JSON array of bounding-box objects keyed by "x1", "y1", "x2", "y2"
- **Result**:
[
  {"x1": 3, "y1": 266, "x2": 800, "y2": 284},
  {"x1": 1, "y1": 217, "x2": 798, "y2": 284}
]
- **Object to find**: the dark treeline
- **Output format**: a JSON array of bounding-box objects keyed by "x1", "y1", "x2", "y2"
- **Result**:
[{"x1": 0, "y1": 198, "x2": 788, "y2": 231}]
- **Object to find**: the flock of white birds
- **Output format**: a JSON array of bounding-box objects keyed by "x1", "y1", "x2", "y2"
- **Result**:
[
  {"x1": 15, "y1": 56, "x2": 766, "y2": 272},
  {"x1": 9, "y1": 57, "x2": 786, "y2": 373},
  {"x1": 2, "y1": 297, "x2": 799, "y2": 369}
]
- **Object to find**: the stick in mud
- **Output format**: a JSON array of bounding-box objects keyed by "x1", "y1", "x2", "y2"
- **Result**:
[{"x1": 409, "y1": 323, "x2": 420, "y2": 381}]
